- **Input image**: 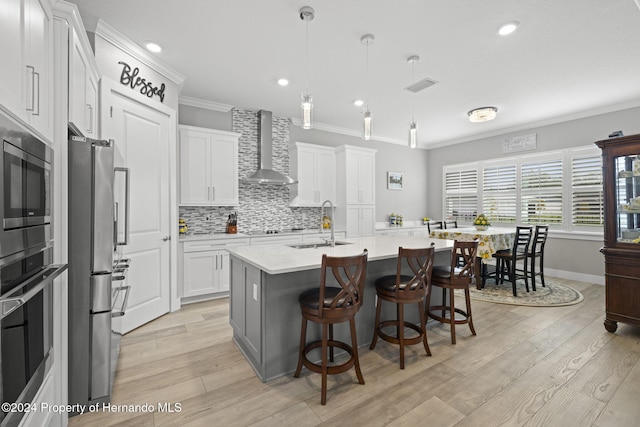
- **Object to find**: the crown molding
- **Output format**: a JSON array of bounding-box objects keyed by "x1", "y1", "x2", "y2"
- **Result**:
[
  {"x1": 95, "y1": 20, "x2": 185, "y2": 88},
  {"x1": 178, "y1": 96, "x2": 233, "y2": 112}
]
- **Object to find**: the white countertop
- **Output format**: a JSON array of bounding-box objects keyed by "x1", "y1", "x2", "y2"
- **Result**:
[{"x1": 227, "y1": 235, "x2": 454, "y2": 275}]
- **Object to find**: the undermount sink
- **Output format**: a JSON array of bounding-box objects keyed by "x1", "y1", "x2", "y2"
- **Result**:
[{"x1": 288, "y1": 241, "x2": 352, "y2": 249}]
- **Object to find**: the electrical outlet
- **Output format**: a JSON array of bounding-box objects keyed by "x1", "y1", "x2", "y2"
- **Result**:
[{"x1": 253, "y1": 283, "x2": 258, "y2": 301}]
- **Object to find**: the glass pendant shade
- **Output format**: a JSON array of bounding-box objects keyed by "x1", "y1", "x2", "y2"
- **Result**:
[
  {"x1": 363, "y1": 109, "x2": 372, "y2": 140},
  {"x1": 301, "y1": 93, "x2": 313, "y2": 129},
  {"x1": 409, "y1": 122, "x2": 418, "y2": 148}
]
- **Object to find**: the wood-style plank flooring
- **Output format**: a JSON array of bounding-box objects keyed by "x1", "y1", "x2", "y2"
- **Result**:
[{"x1": 69, "y1": 278, "x2": 640, "y2": 427}]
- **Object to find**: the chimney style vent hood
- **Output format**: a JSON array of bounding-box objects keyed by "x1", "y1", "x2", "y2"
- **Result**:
[{"x1": 243, "y1": 110, "x2": 297, "y2": 185}]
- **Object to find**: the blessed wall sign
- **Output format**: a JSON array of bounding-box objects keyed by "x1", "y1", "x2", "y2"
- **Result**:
[
  {"x1": 502, "y1": 133, "x2": 537, "y2": 154},
  {"x1": 118, "y1": 61, "x2": 166, "y2": 103}
]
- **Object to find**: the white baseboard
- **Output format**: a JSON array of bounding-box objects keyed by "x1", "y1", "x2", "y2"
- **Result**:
[{"x1": 545, "y1": 268, "x2": 604, "y2": 286}]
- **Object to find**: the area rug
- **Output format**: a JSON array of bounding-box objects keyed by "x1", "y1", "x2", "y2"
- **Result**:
[{"x1": 461, "y1": 278, "x2": 584, "y2": 307}]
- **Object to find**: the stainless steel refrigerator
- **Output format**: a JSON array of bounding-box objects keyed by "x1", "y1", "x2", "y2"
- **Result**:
[{"x1": 68, "y1": 135, "x2": 117, "y2": 409}]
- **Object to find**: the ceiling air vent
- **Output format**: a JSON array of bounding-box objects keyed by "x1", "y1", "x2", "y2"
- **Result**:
[{"x1": 404, "y1": 77, "x2": 439, "y2": 93}]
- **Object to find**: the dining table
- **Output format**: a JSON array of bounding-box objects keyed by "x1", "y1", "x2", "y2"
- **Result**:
[{"x1": 429, "y1": 226, "x2": 517, "y2": 288}]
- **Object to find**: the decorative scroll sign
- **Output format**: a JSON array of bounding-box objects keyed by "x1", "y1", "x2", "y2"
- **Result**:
[
  {"x1": 502, "y1": 133, "x2": 537, "y2": 154},
  {"x1": 118, "y1": 61, "x2": 166, "y2": 103}
]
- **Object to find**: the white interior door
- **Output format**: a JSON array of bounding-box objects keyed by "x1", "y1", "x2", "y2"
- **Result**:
[{"x1": 103, "y1": 85, "x2": 172, "y2": 333}]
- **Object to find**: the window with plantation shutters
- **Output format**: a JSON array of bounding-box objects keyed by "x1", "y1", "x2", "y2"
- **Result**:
[
  {"x1": 572, "y1": 154, "x2": 603, "y2": 227},
  {"x1": 521, "y1": 159, "x2": 563, "y2": 224},
  {"x1": 483, "y1": 165, "x2": 517, "y2": 223},
  {"x1": 444, "y1": 169, "x2": 477, "y2": 220}
]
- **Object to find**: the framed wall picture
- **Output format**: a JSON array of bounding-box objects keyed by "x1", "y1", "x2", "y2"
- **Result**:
[{"x1": 387, "y1": 171, "x2": 403, "y2": 190}]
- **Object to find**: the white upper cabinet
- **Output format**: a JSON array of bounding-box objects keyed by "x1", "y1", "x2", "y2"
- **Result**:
[
  {"x1": 179, "y1": 125, "x2": 240, "y2": 206},
  {"x1": 0, "y1": 0, "x2": 53, "y2": 141},
  {"x1": 289, "y1": 142, "x2": 336, "y2": 206},
  {"x1": 69, "y1": 27, "x2": 99, "y2": 136},
  {"x1": 338, "y1": 145, "x2": 376, "y2": 205}
]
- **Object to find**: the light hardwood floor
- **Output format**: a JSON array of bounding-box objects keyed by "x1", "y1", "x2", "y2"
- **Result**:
[{"x1": 69, "y1": 278, "x2": 640, "y2": 427}]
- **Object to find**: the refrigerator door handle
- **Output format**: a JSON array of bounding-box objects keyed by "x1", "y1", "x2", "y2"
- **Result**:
[{"x1": 115, "y1": 167, "x2": 130, "y2": 246}]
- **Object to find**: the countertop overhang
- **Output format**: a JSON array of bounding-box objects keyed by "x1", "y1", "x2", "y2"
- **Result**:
[{"x1": 227, "y1": 235, "x2": 454, "y2": 275}]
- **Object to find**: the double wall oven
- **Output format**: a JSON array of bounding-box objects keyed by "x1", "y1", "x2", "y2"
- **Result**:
[{"x1": 0, "y1": 112, "x2": 66, "y2": 427}]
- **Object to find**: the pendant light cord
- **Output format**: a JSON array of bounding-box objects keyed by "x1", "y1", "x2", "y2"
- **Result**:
[{"x1": 305, "y1": 19, "x2": 309, "y2": 93}]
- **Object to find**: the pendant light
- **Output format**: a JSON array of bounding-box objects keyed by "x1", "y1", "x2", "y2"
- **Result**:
[
  {"x1": 299, "y1": 6, "x2": 314, "y2": 129},
  {"x1": 407, "y1": 55, "x2": 419, "y2": 149},
  {"x1": 361, "y1": 34, "x2": 374, "y2": 140}
]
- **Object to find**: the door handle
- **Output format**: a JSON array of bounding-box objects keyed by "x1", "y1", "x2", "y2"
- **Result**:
[
  {"x1": 162, "y1": 236, "x2": 171, "y2": 241},
  {"x1": 33, "y1": 71, "x2": 40, "y2": 116}
]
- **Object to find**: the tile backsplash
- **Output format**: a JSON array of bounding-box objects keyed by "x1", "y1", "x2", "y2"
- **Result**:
[{"x1": 179, "y1": 108, "x2": 323, "y2": 233}]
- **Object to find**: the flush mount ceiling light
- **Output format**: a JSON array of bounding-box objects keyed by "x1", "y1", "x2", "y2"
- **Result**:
[
  {"x1": 361, "y1": 34, "x2": 374, "y2": 140},
  {"x1": 407, "y1": 55, "x2": 419, "y2": 149},
  {"x1": 354, "y1": 99, "x2": 364, "y2": 107},
  {"x1": 277, "y1": 78, "x2": 289, "y2": 86},
  {"x1": 498, "y1": 21, "x2": 519, "y2": 36},
  {"x1": 145, "y1": 42, "x2": 162, "y2": 53},
  {"x1": 299, "y1": 6, "x2": 315, "y2": 130},
  {"x1": 468, "y1": 106, "x2": 498, "y2": 123}
]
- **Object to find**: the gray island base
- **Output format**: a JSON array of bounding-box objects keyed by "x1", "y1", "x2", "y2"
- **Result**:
[{"x1": 228, "y1": 235, "x2": 454, "y2": 382}]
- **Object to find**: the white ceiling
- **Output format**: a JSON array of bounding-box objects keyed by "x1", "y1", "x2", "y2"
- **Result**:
[{"x1": 69, "y1": 0, "x2": 640, "y2": 149}]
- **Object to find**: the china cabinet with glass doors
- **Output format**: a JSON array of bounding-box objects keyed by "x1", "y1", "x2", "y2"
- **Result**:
[{"x1": 596, "y1": 134, "x2": 640, "y2": 332}]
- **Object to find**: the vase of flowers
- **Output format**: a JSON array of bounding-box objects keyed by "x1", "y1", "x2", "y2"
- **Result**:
[{"x1": 473, "y1": 213, "x2": 491, "y2": 231}]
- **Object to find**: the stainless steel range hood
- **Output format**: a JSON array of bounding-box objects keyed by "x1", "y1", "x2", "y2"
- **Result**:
[{"x1": 243, "y1": 110, "x2": 297, "y2": 185}]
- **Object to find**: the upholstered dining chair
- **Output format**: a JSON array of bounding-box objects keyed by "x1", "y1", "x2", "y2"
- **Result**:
[
  {"x1": 426, "y1": 240, "x2": 478, "y2": 344},
  {"x1": 528, "y1": 225, "x2": 549, "y2": 289},
  {"x1": 370, "y1": 244, "x2": 435, "y2": 369},
  {"x1": 293, "y1": 250, "x2": 368, "y2": 405},
  {"x1": 492, "y1": 226, "x2": 533, "y2": 296}
]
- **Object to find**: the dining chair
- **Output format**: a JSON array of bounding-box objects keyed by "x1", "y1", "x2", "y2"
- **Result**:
[
  {"x1": 426, "y1": 239, "x2": 478, "y2": 344},
  {"x1": 293, "y1": 250, "x2": 369, "y2": 405},
  {"x1": 427, "y1": 221, "x2": 443, "y2": 234},
  {"x1": 528, "y1": 225, "x2": 549, "y2": 289},
  {"x1": 370, "y1": 244, "x2": 435, "y2": 369},
  {"x1": 492, "y1": 226, "x2": 533, "y2": 296},
  {"x1": 444, "y1": 220, "x2": 458, "y2": 229}
]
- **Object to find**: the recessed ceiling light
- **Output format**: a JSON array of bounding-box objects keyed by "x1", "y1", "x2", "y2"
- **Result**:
[
  {"x1": 145, "y1": 42, "x2": 162, "y2": 53},
  {"x1": 354, "y1": 100, "x2": 364, "y2": 107},
  {"x1": 277, "y1": 78, "x2": 289, "y2": 86},
  {"x1": 498, "y1": 21, "x2": 519, "y2": 36}
]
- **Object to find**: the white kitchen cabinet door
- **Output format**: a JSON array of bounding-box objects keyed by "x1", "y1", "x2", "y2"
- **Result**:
[
  {"x1": 0, "y1": 0, "x2": 53, "y2": 141},
  {"x1": 69, "y1": 27, "x2": 99, "y2": 136},
  {"x1": 346, "y1": 205, "x2": 375, "y2": 237},
  {"x1": 183, "y1": 250, "x2": 222, "y2": 297},
  {"x1": 179, "y1": 125, "x2": 239, "y2": 206},
  {"x1": 339, "y1": 146, "x2": 376, "y2": 205},
  {"x1": 290, "y1": 142, "x2": 336, "y2": 206},
  {"x1": 0, "y1": 0, "x2": 24, "y2": 118}
]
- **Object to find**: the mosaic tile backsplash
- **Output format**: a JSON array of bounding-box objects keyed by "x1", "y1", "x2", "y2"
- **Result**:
[{"x1": 179, "y1": 108, "x2": 324, "y2": 234}]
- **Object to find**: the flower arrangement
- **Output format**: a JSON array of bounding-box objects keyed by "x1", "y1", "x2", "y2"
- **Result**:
[
  {"x1": 473, "y1": 213, "x2": 491, "y2": 230},
  {"x1": 423, "y1": 217, "x2": 430, "y2": 225}
]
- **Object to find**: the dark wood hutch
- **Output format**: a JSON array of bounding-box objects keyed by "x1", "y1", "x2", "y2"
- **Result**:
[{"x1": 596, "y1": 134, "x2": 640, "y2": 332}]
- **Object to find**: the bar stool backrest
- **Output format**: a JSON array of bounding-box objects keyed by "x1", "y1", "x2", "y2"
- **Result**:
[
  {"x1": 393, "y1": 244, "x2": 435, "y2": 298},
  {"x1": 513, "y1": 226, "x2": 533, "y2": 258},
  {"x1": 444, "y1": 220, "x2": 458, "y2": 229},
  {"x1": 450, "y1": 240, "x2": 478, "y2": 285},
  {"x1": 427, "y1": 221, "x2": 443, "y2": 233},
  {"x1": 317, "y1": 250, "x2": 368, "y2": 320}
]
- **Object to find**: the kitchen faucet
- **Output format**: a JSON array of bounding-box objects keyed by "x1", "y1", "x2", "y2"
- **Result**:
[{"x1": 321, "y1": 200, "x2": 335, "y2": 247}]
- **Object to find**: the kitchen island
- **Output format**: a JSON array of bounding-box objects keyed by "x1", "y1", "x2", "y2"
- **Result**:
[{"x1": 228, "y1": 235, "x2": 454, "y2": 381}]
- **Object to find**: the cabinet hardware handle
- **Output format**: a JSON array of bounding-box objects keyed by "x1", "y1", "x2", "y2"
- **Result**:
[
  {"x1": 87, "y1": 104, "x2": 93, "y2": 134},
  {"x1": 32, "y1": 71, "x2": 40, "y2": 116},
  {"x1": 162, "y1": 236, "x2": 171, "y2": 241},
  {"x1": 211, "y1": 186, "x2": 215, "y2": 201},
  {"x1": 26, "y1": 65, "x2": 35, "y2": 112}
]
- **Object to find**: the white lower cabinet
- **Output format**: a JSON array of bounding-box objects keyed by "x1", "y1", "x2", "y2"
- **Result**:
[
  {"x1": 19, "y1": 372, "x2": 55, "y2": 427},
  {"x1": 346, "y1": 205, "x2": 375, "y2": 237},
  {"x1": 302, "y1": 231, "x2": 346, "y2": 241},
  {"x1": 181, "y1": 238, "x2": 249, "y2": 301},
  {"x1": 250, "y1": 235, "x2": 303, "y2": 246}
]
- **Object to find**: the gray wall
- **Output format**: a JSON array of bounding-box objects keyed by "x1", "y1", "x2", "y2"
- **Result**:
[
  {"x1": 426, "y1": 106, "x2": 640, "y2": 281},
  {"x1": 178, "y1": 105, "x2": 232, "y2": 131}
]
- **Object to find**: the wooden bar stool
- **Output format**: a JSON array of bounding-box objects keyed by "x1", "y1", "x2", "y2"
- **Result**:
[
  {"x1": 528, "y1": 225, "x2": 549, "y2": 289},
  {"x1": 426, "y1": 240, "x2": 478, "y2": 344},
  {"x1": 293, "y1": 250, "x2": 368, "y2": 405},
  {"x1": 493, "y1": 226, "x2": 532, "y2": 296},
  {"x1": 370, "y1": 244, "x2": 435, "y2": 369}
]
